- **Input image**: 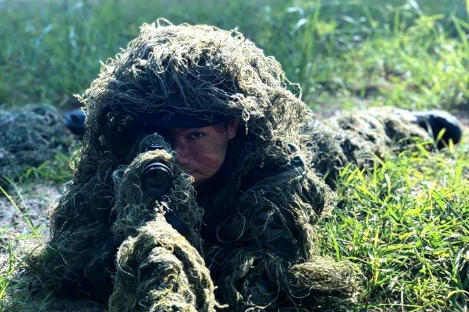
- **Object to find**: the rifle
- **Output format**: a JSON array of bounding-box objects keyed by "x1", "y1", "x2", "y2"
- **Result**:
[{"x1": 139, "y1": 141, "x2": 190, "y2": 239}]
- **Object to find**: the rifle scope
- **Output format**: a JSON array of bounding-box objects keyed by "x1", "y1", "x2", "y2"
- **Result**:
[{"x1": 141, "y1": 144, "x2": 174, "y2": 198}]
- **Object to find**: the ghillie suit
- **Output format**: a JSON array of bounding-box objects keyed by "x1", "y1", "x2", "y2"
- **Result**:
[
  {"x1": 302, "y1": 107, "x2": 435, "y2": 189},
  {"x1": 0, "y1": 103, "x2": 75, "y2": 188},
  {"x1": 30, "y1": 21, "x2": 441, "y2": 311}
]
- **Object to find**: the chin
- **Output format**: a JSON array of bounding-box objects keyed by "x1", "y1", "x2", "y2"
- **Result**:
[
  {"x1": 192, "y1": 179, "x2": 205, "y2": 187},
  {"x1": 192, "y1": 174, "x2": 211, "y2": 187},
  {"x1": 190, "y1": 173, "x2": 202, "y2": 185}
]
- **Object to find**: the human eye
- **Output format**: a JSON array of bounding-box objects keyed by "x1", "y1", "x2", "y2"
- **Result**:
[{"x1": 189, "y1": 132, "x2": 205, "y2": 140}]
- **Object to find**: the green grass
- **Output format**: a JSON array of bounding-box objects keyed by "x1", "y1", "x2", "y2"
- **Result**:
[
  {"x1": 1, "y1": 0, "x2": 468, "y2": 110},
  {"x1": 1, "y1": 0, "x2": 469, "y2": 311},
  {"x1": 0, "y1": 185, "x2": 50, "y2": 311},
  {"x1": 315, "y1": 140, "x2": 469, "y2": 311}
]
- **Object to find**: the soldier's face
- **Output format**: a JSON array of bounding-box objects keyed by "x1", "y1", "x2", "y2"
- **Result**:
[{"x1": 169, "y1": 120, "x2": 238, "y2": 185}]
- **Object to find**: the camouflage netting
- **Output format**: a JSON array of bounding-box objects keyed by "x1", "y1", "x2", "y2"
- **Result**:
[
  {"x1": 0, "y1": 103, "x2": 75, "y2": 188},
  {"x1": 29, "y1": 20, "x2": 433, "y2": 311}
]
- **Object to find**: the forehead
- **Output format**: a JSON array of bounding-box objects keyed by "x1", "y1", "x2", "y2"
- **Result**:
[{"x1": 169, "y1": 123, "x2": 226, "y2": 136}]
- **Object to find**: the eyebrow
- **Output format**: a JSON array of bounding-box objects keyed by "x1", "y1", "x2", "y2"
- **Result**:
[{"x1": 171, "y1": 127, "x2": 207, "y2": 135}]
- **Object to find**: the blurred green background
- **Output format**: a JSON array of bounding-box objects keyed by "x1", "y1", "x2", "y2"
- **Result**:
[{"x1": 1, "y1": 0, "x2": 468, "y2": 112}]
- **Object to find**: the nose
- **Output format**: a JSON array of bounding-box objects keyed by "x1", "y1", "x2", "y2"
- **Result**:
[{"x1": 173, "y1": 140, "x2": 190, "y2": 165}]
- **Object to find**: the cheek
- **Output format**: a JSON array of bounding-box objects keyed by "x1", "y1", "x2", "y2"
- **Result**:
[{"x1": 190, "y1": 147, "x2": 225, "y2": 170}]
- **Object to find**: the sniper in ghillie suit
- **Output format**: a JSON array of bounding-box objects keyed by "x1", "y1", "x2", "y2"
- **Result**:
[{"x1": 17, "y1": 20, "x2": 463, "y2": 312}]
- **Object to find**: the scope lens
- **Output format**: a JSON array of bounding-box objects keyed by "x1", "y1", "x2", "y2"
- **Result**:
[{"x1": 141, "y1": 163, "x2": 173, "y2": 198}]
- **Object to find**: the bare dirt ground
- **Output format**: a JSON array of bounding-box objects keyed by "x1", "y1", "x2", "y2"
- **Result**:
[
  {"x1": 0, "y1": 184, "x2": 59, "y2": 279},
  {"x1": 1, "y1": 109, "x2": 468, "y2": 312},
  {"x1": 0, "y1": 184, "x2": 107, "y2": 311},
  {"x1": 457, "y1": 110, "x2": 469, "y2": 128}
]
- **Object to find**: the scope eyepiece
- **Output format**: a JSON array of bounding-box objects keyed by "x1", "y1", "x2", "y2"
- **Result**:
[
  {"x1": 146, "y1": 144, "x2": 165, "y2": 152},
  {"x1": 141, "y1": 162, "x2": 173, "y2": 198}
]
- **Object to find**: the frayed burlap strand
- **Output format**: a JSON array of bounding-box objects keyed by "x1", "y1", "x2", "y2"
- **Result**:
[{"x1": 286, "y1": 258, "x2": 362, "y2": 311}]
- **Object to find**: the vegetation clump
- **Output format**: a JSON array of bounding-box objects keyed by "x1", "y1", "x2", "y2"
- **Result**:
[{"x1": 0, "y1": 104, "x2": 75, "y2": 188}]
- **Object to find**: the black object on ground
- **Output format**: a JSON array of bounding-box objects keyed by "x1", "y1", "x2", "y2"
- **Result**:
[
  {"x1": 64, "y1": 109, "x2": 86, "y2": 137},
  {"x1": 413, "y1": 110, "x2": 462, "y2": 149}
]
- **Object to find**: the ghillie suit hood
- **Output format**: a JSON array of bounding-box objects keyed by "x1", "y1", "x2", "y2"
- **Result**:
[
  {"x1": 32, "y1": 20, "x2": 360, "y2": 311},
  {"x1": 76, "y1": 19, "x2": 308, "y2": 191}
]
